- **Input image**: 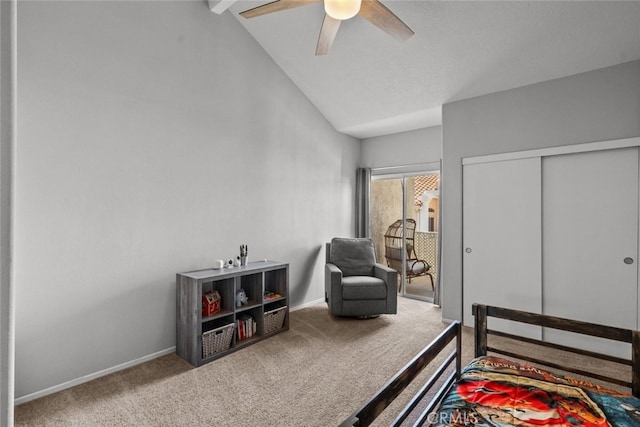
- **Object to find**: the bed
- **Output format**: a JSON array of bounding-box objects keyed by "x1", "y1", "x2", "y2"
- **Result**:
[{"x1": 340, "y1": 304, "x2": 640, "y2": 426}]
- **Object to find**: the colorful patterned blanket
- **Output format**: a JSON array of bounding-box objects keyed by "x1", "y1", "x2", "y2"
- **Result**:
[{"x1": 436, "y1": 356, "x2": 640, "y2": 426}]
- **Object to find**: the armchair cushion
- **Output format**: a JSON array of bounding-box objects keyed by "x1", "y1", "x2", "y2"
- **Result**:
[
  {"x1": 329, "y1": 237, "x2": 376, "y2": 277},
  {"x1": 342, "y1": 276, "x2": 387, "y2": 300}
]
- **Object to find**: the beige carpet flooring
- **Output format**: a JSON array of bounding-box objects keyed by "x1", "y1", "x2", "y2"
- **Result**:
[{"x1": 15, "y1": 298, "x2": 467, "y2": 426}]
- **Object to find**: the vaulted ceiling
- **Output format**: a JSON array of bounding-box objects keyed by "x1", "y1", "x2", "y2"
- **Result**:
[{"x1": 221, "y1": 1, "x2": 640, "y2": 138}]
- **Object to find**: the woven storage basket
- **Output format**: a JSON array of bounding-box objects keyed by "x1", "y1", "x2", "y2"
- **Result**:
[
  {"x1": 263, "y1": 306, "x2": 287, "y2": 334},
  {"x1": 202, "y1": 323, "x2": 235, "y2": 358}
]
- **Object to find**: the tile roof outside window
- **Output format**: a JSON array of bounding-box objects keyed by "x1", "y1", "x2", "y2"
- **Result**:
[{"x1": 414, "y1": 175, "x2": 439, "y2": 206}]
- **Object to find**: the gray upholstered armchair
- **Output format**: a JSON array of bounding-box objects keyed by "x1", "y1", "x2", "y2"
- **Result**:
[{"x1": 325, "y1": 237, "x2": 398, "y2": 317}]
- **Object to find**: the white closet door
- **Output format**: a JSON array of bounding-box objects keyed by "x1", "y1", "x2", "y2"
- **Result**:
[
  {"x1": 463, "y1": 157, "x2": 542, "y2": 338},
  {"x1": 542, "y1": 147, "x2": 638, "y2": 357}
]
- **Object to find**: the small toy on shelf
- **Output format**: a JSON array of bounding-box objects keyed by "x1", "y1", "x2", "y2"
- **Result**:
[
  {"x1": 202, "y1": 290, "x2": 221, "y2": 317},
  {"x1": 236, "y1": 289, "x2": 248, "y2": 307}
]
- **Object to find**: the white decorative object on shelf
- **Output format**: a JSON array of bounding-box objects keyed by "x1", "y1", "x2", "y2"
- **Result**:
[{"x1": 236, "y1": 289, "x2": 248, "y2": 307}]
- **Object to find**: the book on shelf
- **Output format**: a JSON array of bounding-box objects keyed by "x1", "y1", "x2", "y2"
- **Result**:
[
  {"x1": 236, "y1": 314, "x2": 255, "y2": 341},
  {"x1": 263, "y1": 291, "x2": 282, "y2": 301}
]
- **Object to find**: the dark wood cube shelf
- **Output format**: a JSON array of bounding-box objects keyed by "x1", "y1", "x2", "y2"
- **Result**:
[{"x1": 176, "y1": 260, "x2": 289, "y2": 367}]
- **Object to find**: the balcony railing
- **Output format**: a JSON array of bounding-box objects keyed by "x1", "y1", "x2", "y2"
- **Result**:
[{"x1": 414, "y1": 231, "x2": 438, "y2": 282}]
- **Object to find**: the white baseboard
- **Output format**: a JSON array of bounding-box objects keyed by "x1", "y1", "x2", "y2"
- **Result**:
[
  {"x1": 290, "y1": 298, "x2": 324, "y2": 312},
  {"x1": 14, "y1": 347, "x2": 176, "y2": 406}
]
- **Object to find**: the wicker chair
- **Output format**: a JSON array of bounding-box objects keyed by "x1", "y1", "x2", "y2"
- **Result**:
[{"x1": 384, "y1": 219, "x2": 434, "y2": 290}]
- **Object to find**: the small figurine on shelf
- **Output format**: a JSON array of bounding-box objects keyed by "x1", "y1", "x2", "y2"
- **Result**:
[
  {"x1": 240, "y1": 244, "x2": 248, "y2": 266},
  {"x1": 236, "y1": 289, "x2": 248, "y2": 307}
]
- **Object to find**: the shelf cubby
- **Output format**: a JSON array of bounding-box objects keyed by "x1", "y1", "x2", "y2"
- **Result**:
[{"x1": 265, "y1": 268, "x2": 287, "y2": 297}]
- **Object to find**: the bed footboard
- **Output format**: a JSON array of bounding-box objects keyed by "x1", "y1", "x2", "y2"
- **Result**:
[
  {"x1": 473, "y1": 303, "x2": 640, "y2": 397},
  {"x1": 340, "y1": 321, "x2": 462, "y2": 427}
]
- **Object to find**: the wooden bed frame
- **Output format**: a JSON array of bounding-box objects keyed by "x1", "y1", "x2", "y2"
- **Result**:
[{"x1": 340, "y1": 303, "x2": 640, "y2": 427}]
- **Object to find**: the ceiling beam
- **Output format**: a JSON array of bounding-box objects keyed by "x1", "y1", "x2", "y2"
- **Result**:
[{"x1": 208, "y1": 0, "x2": 238, "y2": 14}]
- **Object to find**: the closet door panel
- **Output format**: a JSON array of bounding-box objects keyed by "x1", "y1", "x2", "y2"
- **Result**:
[
  {"x1": 463, "y1": 158, "x2": 542, "y2": 338},
  {"x1": 542, "y1": 147, "x2": 638, "y2": 357}
]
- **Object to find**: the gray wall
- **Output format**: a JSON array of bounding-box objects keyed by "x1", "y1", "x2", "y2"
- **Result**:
[
  {"x1": 360, "y1": 126, "x2": 442, "y2": 169},
  {"x1": 440, "y1": 59, "x2": 640, "y2": 321},
  {"x1": 15, "y1": 1, "x2": 359, "y2": 399}
]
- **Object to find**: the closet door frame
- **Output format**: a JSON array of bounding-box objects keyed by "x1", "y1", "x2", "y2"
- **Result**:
[{"x1": 463, "y1": 137, "x2": 640, "y2": 166}]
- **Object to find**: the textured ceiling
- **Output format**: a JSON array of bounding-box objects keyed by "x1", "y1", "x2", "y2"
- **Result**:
[{"x1": 226, "y1": 1, "x2": 640, "y2": 138}]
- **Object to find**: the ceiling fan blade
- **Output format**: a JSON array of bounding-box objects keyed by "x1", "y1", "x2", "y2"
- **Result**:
[
  {"x1": 315, "y1": 14, "x2": 341, "y2": 55},
  {"x1": 359, "y1": 0, "x2": 414, "y2": 41},
  {"x1": 240, "y1": 0, "x2": 321, "y2": 19}
]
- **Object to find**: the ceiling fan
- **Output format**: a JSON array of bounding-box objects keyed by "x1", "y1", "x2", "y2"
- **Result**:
[{"x1": 238, "y1": 0, "x2": 415, "y2": 55}]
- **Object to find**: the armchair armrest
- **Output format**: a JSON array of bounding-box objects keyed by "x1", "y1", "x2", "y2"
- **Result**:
[
  {"x1": 374, "y1": 263, "x2": 398, "y2": 314},
  {"x1": 325, "y1": 262, "x2": 343, "y2": 314},
  {"x1": 374, "y1": 263, "x2": 396, "y2": 281}
]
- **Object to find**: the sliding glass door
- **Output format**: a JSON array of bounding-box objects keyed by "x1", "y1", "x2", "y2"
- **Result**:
[{"x1": 370, "y1": 171, "x2": 440, "y2": 302}]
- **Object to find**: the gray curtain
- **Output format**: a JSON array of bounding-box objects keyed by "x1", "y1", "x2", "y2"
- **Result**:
[{"x1": 355, "y1": 168, "x2": 371, "y2": 238}]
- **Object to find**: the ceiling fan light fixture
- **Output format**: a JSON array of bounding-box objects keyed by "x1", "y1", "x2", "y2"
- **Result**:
[{"x1": 324, "y1": 0, "x2": 362, "y2": 20}]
